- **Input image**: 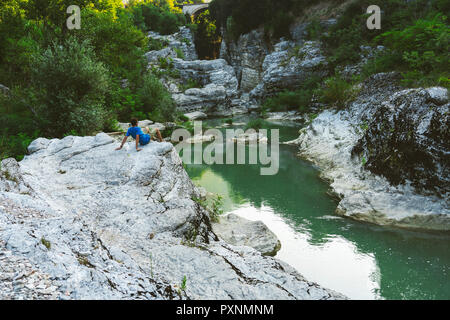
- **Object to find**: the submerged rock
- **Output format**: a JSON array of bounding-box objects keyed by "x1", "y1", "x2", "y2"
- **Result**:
[
  {"x1": 212, "y1": 214, "x2": 281, "y2": 256},
  {"x1": 0, "y1": 133, "x2": 344, "y2": 299},
  {"x1": 265, "y1": 111, "x2": 306, "y2": 122},
  {"x1": 185, "y1": 134, "x2": 215, "y2": 144},
  {"x1": 293, "y1": 73, "x2": 450, "y2": 231},
  {"x1": 184, "y1": 111, "x2": 207, "y2": 120}
]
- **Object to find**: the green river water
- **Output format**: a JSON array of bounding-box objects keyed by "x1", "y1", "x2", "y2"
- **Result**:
[{"x1": 184, "y1": 116, "x2": 450, "y2": 300}]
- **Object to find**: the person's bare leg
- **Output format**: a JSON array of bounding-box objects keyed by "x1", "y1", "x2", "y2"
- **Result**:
[
  {"x1": 144, "y1": 127, "x2": 150, "y2": 134},
  {"x1": 155, "y1": 128, "x2": 163, "y2": 142}
]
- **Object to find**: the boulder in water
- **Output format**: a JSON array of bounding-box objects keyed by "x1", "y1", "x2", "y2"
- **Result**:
[{"x1": 213, "y1": 214, "x2": 281, "y2": 256}]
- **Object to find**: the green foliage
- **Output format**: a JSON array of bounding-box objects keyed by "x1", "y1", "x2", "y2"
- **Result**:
[
  {"x1": 244, "y1": 118, "x2": 269, "y2": 132},
  {"x1": 262, "y1": 77, "x2": 321, "y2": 113},
  {"x1": 361, "y1": 51, "x2": 403, "y2": 78},
  {"x1": 306, "y1": 19, "x2": 324, "y2": 40},
  {"x1": 127, "y1": 0, "x2": 187, "y2": 35},
  {"x1": 73, "y1": 8, "x2": 148, "y2": 79},
  {"x1": 158, "y1": 56, "x2": 174, "y2": 69},
  {"x1": 181, "y1": 275, "x2": 187, "y2": 291},
  {"x1": 0, "y1": 5, "x2": 44, "y2": 85},
  {"x1": 209, "y1": 195, "x2": 223, "y2": 223},
  {"x1": 149, "y1": 38, "x2": 169, "y2": 51},
  {"x1": 31, "y1": 38, "x2": 111, "y2": 137},
  {"x1": 179, "y1": 78, "x2": 202, "y2": 92},
  {"x1": 0, "y1": 131, "x2": 38, "y2": 161},
  {"x1": 192, "y1": 194, "x2": 223, "y2": 223},
  {"x1": 322, "y1": 0, "x2": 449, "y2": 87},
  {"x1": 222, "y1": 118, "x2": 233, "y2": 125},
  {"x1": 174, "y1": 47, "x2": 185, "y2": 59},
  {"x1": 377, "y1": 14, "x2": 449, "y2": 88},
  {"x1": 319, "y1": 76, "x2": 355, "y2": 110},
  {"x1": 41, "y1": 236, "x2": 51, "y2": 250},
  {"x1": 135, "y1": 73, "x2": 177, "y2": 123},
  {"x1": 263, "y1": 90, "x2": 312, "y2": 113},
  {"x1": 193, "y1": 10, "x2": 221, "y2": 59},
  {"x1": 0, "y1": 86, "x2": 40, "y2": 160}
]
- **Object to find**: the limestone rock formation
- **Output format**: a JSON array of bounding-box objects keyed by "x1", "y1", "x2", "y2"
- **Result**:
[
  {"x1": 220, "y1": 20, "x2": 335, "y2": 97},
  {"x1": 290, "y1": 73, "x2": 450, "y2": 230},
  {"x1": 250, "y1": 41, "x2": 329, "y2": 99},
  {"x1": 353, "y1": 87, "x2": 449, "y2": 198},
  {"x1": 148, "y1": 26, "x2": 198, "y2": 61},
  {"x1": 220, "y1": 28, "x2": 270, "y2": 92},
  {"x1": 0, "y1": 133, "x2": 344, "y2": 299},
  {"x1": 171, "y1": 59, "x2": 239, "y2": 114},
  {"x1": 145, "y1": 47, "x2": 177, "y2": 63}
]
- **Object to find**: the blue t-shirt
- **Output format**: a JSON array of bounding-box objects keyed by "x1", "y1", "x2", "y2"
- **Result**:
[{"x1": 126, "y1": 126, "x2": 150, "y2": 145}]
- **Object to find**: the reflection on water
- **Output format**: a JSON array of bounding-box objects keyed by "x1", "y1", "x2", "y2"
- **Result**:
[
  {"x1": 191, "y1": 168, "x2": 381, "y2": 299},
  {"x1": 233, "y1": 205, "x2": 381, "y2": 300},
  {"x1": 185, "y1": 117, "x2": 450, "y2": 300}
]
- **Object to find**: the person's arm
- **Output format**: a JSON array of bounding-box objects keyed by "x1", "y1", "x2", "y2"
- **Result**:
[
  {"x1": 116, "y1": 136, "x2": 128, "y2": 150},
  {"x1": 136, "y1": 135, "x2": 142, "y2": 152},
  {"x1": 155, "y1": 128, "x2": 163, "y2": 142}
]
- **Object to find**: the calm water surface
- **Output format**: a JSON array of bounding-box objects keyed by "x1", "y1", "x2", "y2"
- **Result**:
[{"x1": 184, "y1": 116, "x2": 450, "y2": 300}]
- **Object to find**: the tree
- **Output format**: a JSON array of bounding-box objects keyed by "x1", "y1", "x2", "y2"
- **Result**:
[{"x1": 31, "y1": 37, "x2": 111, "y2": 137}]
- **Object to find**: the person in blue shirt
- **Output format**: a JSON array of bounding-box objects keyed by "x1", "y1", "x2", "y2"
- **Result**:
[{"x1": 115, "y1": 118, "x2": 163, "y2": 152}]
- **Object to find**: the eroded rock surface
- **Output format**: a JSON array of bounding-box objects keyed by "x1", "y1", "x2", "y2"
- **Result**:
[
  {"x1": 353, "y1": 87, "x2": 449, "y2": 197},
  {"x1": 250, "y1": 41, "x2": 328, "y2": 99},
  {"x1": 0, "y1": 133, "x2": 344, "y2": 299},
  {"x1": 290, "y1": 73, "x2": 450, "y2": 230},
  {"x1": 171, "y1": 59, "x2": 239, "y2": 114},
  {"x1": 220, "y1": 28, "x2": 270, "y2": 92},
  {"x1": 148, "y1": 26, "x2": 198, "y2": 61}
]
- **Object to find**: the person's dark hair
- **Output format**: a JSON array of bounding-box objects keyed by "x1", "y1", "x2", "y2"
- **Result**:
[{"x1": 131, "y1": 118, "x2": 138, "y2": 126}]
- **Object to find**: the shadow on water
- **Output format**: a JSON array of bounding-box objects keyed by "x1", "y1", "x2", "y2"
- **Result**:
[{"x1": 184, "y1": 116, "x2": 450, "y2": 300}]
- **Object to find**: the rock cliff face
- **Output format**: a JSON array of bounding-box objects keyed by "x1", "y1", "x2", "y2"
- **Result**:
[
  {"x1": 146, "y1": 27, "x2": 248, "y2": 116},
  {"x1": 249, "y1": 40, "x2": 329, "y2": 99},
  {"x1": 0, "y1": 134, "x2": 344, "y2": 299},
  {"x1": 287, "y1": 73, "x2": 450, "y2": 230},
  {"x1": 171, "y1": 58, "x2": 239, "y2": 114},
  {"x1": 148, "y1": 26, "x2": 198, "y2": 61},
  {"x1": 147, "y1": 21, "x2": 333, "y2": 115},
  {"x1": 353, "y1": 87, "x2": 449, "y2": 198},
  {"x1": 220, "y1": 21, "x2": 335, "y2": 99},
  {"x1": 220, "y1": 29, "x2": 270, "y2": 92}
]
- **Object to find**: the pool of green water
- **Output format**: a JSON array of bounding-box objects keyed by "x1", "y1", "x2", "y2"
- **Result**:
[{"x1": 184, "y1": 116, "x2": 450, "y2": 300}]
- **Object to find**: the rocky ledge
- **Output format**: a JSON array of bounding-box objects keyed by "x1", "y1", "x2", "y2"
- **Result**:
[
  {"x1": 288, "y1": 73, "x2": 449, "y2": 231},
  {"x1": 0, "y1": 134, "x2": 344, "y2": 299},
  {"x1": 212, "y1": 214, "x2": 281, "y2": 257}
]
